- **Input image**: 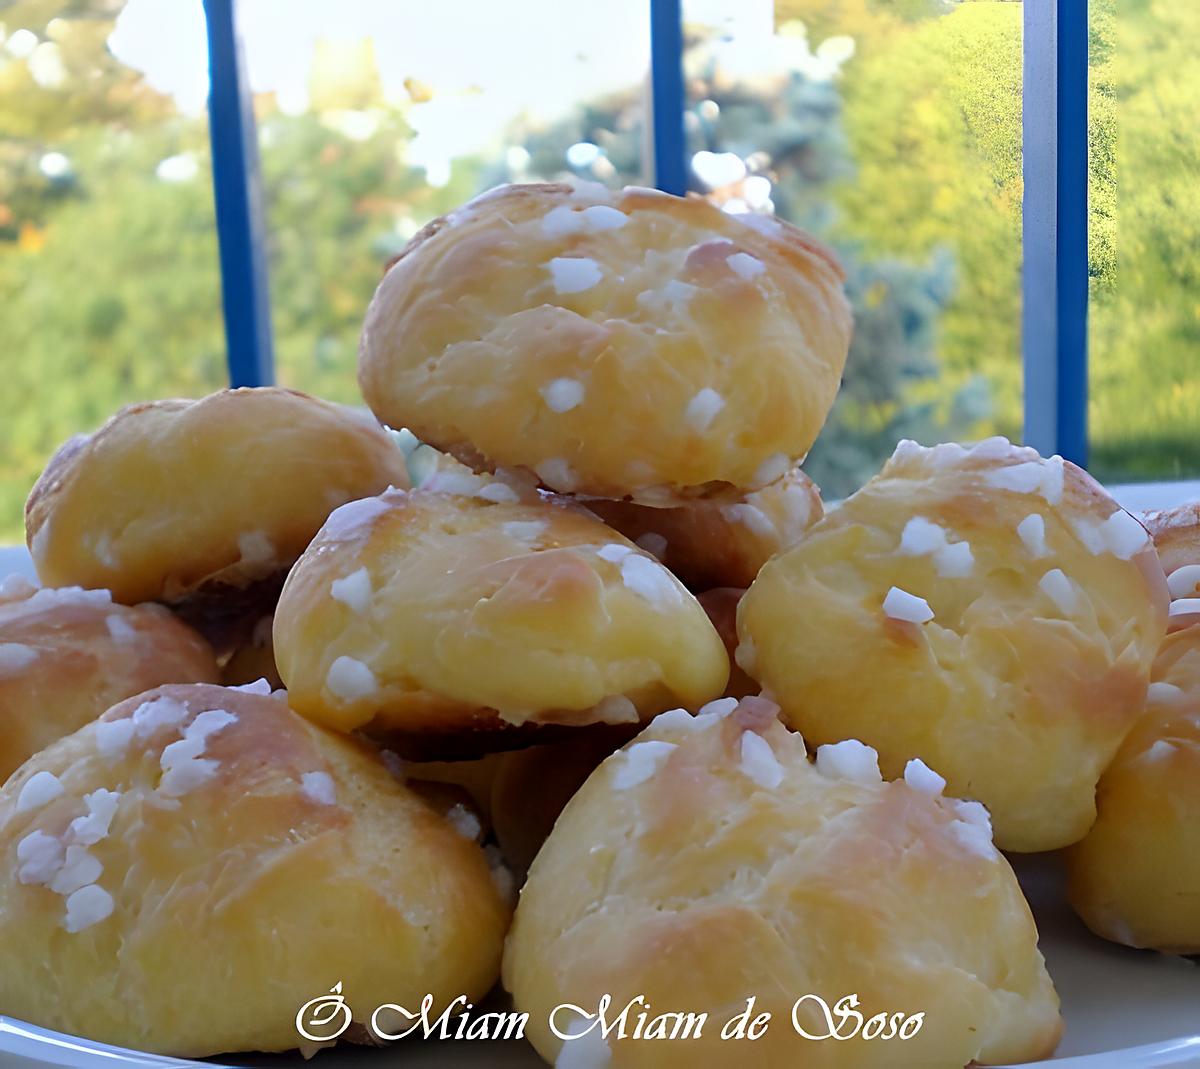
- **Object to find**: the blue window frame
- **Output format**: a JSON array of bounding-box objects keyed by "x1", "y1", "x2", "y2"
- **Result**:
[{"x1": 203, "y1": 0, "x2": 1090, "y2": 465}]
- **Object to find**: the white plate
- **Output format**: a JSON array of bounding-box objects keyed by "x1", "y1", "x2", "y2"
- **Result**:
[{"x1": 0, "y1": 857, "x2": 1196, "y2": 1068}]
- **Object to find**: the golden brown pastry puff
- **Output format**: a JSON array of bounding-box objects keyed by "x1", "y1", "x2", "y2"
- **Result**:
[
  {"x1": 358, "y1": 182, "x2": 852, "y2": 502},
  {"x1": 0, "y1": 682, "x2": 510, "y2": 1057},
  {"x1": 588, "y1": 464, "x2": 823, "y2": 590},
  {"x1": 1142, "y1": 499, "x2": 1200, "y2": 630},
  {"x1": 737, "y1": 438, "x2": 1168, "y2": 852},
  {"x1": 273, "y1": 485, "x2": 729, "y2": 753},
  {"x1": 0, "y1": 576, "x2": 218, "y2": 781},
  {"x1": 504, "y1": 698, "x2": 1062, "y2": 1069},
  {"x1": 1065, "y1": 651, "x2": 1200, "y2": 953},
  {"x1": 24, "y1": 388, "x2": 409, "y2": 620}
]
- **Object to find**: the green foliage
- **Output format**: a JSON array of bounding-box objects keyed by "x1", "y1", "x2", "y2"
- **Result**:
[{"x1": 2, "y1": 0, "x2": 1198, "y2": 546}]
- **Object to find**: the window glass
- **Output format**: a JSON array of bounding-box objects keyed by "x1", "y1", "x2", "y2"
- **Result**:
[
  {"x1": 682, "y1": 0, "x2": 1022, "y2": 498},
  {"x1": 0, "y1": 0, "x2": 225, "y2": 542},
  {"x1": 1088, "y1": 0, "x2": 1200, "y2": 483},
  {"x1": 237, "y1": 0, "x2": 651, "y2": 404}
]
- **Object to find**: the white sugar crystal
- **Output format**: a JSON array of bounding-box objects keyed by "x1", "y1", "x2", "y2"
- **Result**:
[
  {"x1": 1168, "y1": 598, "x2": 1200, "y2": 618},
  {"x1": 536, "y1": 458, "x2": 577, "y2": 490},
  {"x1": 1071, "y1": 517, "x2": 1108, "y2": 555},
  {"x1": 752, "y1": 453, "x2": 790, "y2": 488},
  {"x1": 16, "y1": 771, "x2": 64, "y2": 814},
  {"x1": 94, "y1": 717, "x2": 136, "y2": 761},
  {"x1": 542, "y1": 204, "x2": 584, "y2": 237},
  {"x1": 503, "y1": 520, "x2": 548, "y2": 542},
  {"x1": 330, "y1": 567, "x2": 373, "y2": 614},
  {"x1": 727, "y1": 251, "x2": 766, "y2": 279},
  {"x1": 231, "y1": 677, "x2": 272, "y2": 695},
  {"x1": 186, "y1": 708, "x2": 237, "y2": 744},
  {"x1": 477, "y1": 481, "x2": 521, "y2": 503},
  {"x1": 579, "y1": 204, "x2": 628, "y2": 231},
  {"x1": 1100, "y1": 510, "x2": 1149, "y2": 560},
  {"x1": 556, "y1": 1018, "x2": 612, "y2": 1069},
  {"x1": 300, "y1": 770, "x2": 338, "y2": 806},
  {"x1": 634, "y1": 532, "x2": 668, "y2": 559},
  {"x1": 326, "y1": 656, "x2": 377, "y2": 701},
  {"x1": 723, "y1": 503, "x2": 775, "y2": 538},
  {"x1": 446, "y1": 803, "x2": 482, "y2": 840},
  {"x1": 0, "y1": 573, "x2": 36, "y2": 599},
  {"x1": 934, "y1": 540, "x2": 974, "y2": 578},
  {"x1": 969, "y1": 436, "x2": 1014, "y2": 460},
  {"x1": 954, "y1": 798, "x2": 993, "y2": 831},
  {"x1": 736, "y1": 211, "x2": 783, "y2": 238},
  {"x1": 16, "y1": 830, "x2": 64, "y2": 885},
  {"x1": 63, "y1": 884, "x2": 114, "y2": 933},
  {"x1": 612, "y1": 741, "x2": 677, "y2": 790},
  {"x1": 595, "y1": 694, "x2": 640, "y2": 724},
  {"x1": 903, "y1": 758, "x2": 946, "y2": 796},
  {"x1": 596, "y1": 543, "x2": 634, "y2": 564},
  {"x1": 0, "y1": 642, "x2": 38, "y2": 674},
  {"x1": 1039, "y1": 568, "x2": 1078, "y2": 615},
  {"x1": 104, "y1": 615, "x2": 137, "y2": 643},
  {"x1": 237, "y1": 530, "x2": 275, "y2": 564},
  {"x1": 651, "y1": 707, "x2": 700, "y2": 732},
  {"x1": 985, "y1": 462, "x2": 1046, "y2": 494},
  {"x1": 49, "y1": 845, "x2": 103, "y2": 896},
  {"x1": 1147, "y1": 681, "x2": 1185, "y2": 704},
  {"x1": 1040, "y1": 455, "x2": 1066, "y2": 504},
  {"x1": 816, "y1": 739, "x2": 882, "y2": 784},
  {"x1": 685, "y1": 387, "x2": 725, "y2": 433},
  {"x1": 949, "y1": 820, "x2": 995, "y2": 857},
  {"x1": 698, "y1": 697, "x2": 739, "y2": 721},
  {"x1": 131, "y1": 696, "x2": 189, "y2": 739},
  {"x1": 620, "y1": 554, "x2": 683, "y2": 607},
  {"x1": 321, "y1": 495, "x2": 391, "y2": 539},
  {"x1": 740, "y1": 731, "x2": 784, "y2": 789},
  {"x1": 26, "y1": 586, "x2": 112, "y2": 611},
  {"x1": 950, "y1": 799, "x2": 995, "y2": 856},
  {"x1": 484, "y1": 844, "x2": 516, "y2": 900},
  {"x1": 541, "y1": 377, "x2": 586, "y2": 413},
  {"x1": 1017, "y1": 513, "x2": 1048, "y2": 557},
  {"x1": 158, "y1": 757, "x2": 219, "y2": 797},
  {"x1": 427, "y1": 470, "x2": 484, "y2": 497},
  {"x1": 67, "y1": 789, "x2": 120, "y2": 846},
  {"x1": 882, "y1": 586, "x2": 934, "y2": 624},
  {"x1": 1167, "y1": 564, "x2": 1200, "y2": 600},
  {"x1": 899, "y1": 516, "x2": 947, "y2": 556},
  {"x1": 548, "y1": 256, "x2": 603, "y2": 294}
]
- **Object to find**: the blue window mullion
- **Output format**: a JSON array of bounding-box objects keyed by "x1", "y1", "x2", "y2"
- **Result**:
[
  {"x1": 203, "y1": 0, "x2": 275, "y2": 388},
  {"x1": 650, "y1": 0, "x2": 688, "y2": 196},
  {"x1": 1022, "y1": 0, "x2": 1089, "y2": 466}
]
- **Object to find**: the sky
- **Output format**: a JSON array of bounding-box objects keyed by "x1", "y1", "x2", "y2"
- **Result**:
[{"x1": 108, "y1": 0, "x2": 776, "y2": 176}]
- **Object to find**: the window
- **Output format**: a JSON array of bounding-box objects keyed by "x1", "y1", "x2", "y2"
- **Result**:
[
  {"x1": 1088, "y1": 0, "x2": 1200, "y2": 484},
  {"x1": 238, "y1": 0, "x2": 652, "y2": 404},
  {"x1": 0, "y1": 0, "x2": 226, "y2": 542},
  {"x1": 680, "y1": 0, "x2": 1022, "y2": 498}
]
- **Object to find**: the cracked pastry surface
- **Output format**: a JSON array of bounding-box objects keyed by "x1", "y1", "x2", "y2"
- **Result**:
[
  {"x1": 0, "y1": 577, "x2": 218, "y2": 781},
  {"x1": 25, "y1": 387, "x2": 409, "y2": 608},
  {"x1": 0, "y1": 682, "x2": 510, "y2": 1057},
  {"x1": 503, "y1": 697, "x2": 1062, "y2": 1069},
  {"x1": 736, "y1": 438, "x2": 1168, "y2": 852},
  {"x1": 358, "y1": 182, "x2": 851, "y2": 502}
]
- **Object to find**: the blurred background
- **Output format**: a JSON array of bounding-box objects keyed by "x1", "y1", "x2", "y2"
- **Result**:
[{"x1": 0, "y1": 0, "x2": 1195, "y2": 541}]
